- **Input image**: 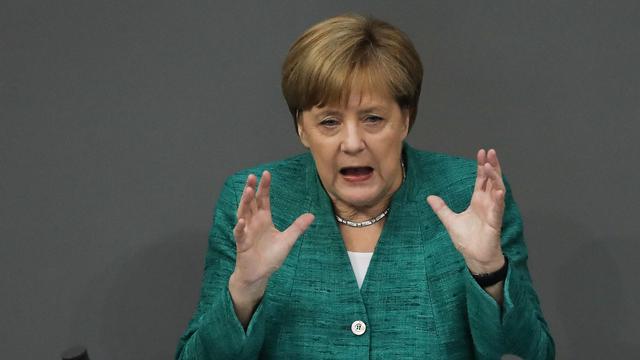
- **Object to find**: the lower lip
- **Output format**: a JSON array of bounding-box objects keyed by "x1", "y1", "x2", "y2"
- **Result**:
[{"x1": 341, "y1": 171, "x2": 373, "y2": 183}]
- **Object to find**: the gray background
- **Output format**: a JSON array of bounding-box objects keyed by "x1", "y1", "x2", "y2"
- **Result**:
[{"x1": 2, "y1": 0, "x2": 638, "y2": 359}]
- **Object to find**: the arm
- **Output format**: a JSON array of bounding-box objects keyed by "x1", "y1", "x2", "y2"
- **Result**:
[
  {"x1": 427, "y1": 149, "x2": 555, "y2": 359},
  {"x1": 175, "y1": 176, "x2": 266, "y2": 360},
  {"x1": 464, "y1": 178, "x2": 555, "y2": 359},
  {"x1": 176, "y1": 171, "x2": 314, "y2": 359}
]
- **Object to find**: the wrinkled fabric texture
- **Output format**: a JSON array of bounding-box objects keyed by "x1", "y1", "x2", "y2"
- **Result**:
[{"x1": 175, "y1": 141, "x2": 555, "y2": 359}]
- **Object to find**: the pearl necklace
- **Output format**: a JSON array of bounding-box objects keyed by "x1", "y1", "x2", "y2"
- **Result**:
[{"x1": 335, "y1": 160, "x2": 405, "y2": 228}]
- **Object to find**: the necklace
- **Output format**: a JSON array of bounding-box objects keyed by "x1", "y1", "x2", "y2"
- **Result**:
[{"x1": 335, "y1": 159, "x2": 406, "y2": 228}]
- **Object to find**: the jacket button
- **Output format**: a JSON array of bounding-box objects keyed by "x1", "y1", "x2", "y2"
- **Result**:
[{"x1": 351, "y1": 320, "x2": 366, "y2": 336}]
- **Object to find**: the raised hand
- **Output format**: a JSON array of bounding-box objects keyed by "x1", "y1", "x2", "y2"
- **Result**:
[
  {"x1": 426, "y1": 149, "x2": 506, "y2": 274},
  {"x1": 229, "y1": 170, "x2": 314, "y2": 327}
]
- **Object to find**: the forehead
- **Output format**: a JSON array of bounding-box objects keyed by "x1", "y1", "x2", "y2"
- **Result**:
[
  {"x1": 309, "y1": 64, "x2": 399, "y2": 110},
  {"x1": 311, "y1": 88, "x2": 396, "y2": 113}
]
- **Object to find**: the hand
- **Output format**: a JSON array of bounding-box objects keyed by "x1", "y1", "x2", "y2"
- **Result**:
[
  {"x1": 231, "y1": 170, "x2": 315, "y2": 289},
  {"x1": 426, "y1": 149, "x2": 506, "y2": 274}
]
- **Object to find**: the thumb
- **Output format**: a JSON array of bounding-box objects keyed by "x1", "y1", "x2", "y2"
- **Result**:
[
  {"x1": 282, "y1": 213, "x2": 315, "y2": 245},
  {"x1": 426, "y1": 195, "x2": 456, "y2": 229}
]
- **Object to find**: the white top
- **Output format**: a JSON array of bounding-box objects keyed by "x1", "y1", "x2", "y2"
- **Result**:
[{"x1": 346, "y1": 251, "x2": 374, "y2": 289}]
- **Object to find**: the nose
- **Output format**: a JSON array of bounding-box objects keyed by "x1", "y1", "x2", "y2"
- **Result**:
[{"x1": 340, "y1": 121, "x2": 365, "y2": 154}]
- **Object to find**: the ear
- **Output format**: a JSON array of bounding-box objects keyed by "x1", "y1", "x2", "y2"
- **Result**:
[
  {"x1": 401, "y1": 109, "x2": 411, "y2": 138},
  {"x1": 297, "y1": 113, "x2": 310, "y2": 148}
]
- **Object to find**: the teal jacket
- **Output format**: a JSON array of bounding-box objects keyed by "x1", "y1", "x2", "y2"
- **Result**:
[{"x1": 176, "y1": 141, "x2": 555, "y2": 359}]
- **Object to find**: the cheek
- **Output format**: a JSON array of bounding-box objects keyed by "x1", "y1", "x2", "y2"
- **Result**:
[
  {"x1": 312, "y1": 149, "x2": 338, "y2": 177},
  {"x1": 372, "y1": 138, "x2": 403, "y2": 177}
]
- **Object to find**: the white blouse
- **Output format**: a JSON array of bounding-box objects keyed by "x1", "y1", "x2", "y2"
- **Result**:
[{"x1": 346, "y1": 251, "x2": 374, "y2": 289}]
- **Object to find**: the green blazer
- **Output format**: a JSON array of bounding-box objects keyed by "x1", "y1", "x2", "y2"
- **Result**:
[{"x1": 176, "y1": 141, "x2": 554, "y2": 359}]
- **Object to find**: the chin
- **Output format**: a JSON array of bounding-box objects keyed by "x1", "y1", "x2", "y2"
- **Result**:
[{"x1": 339, "y1": 189, "x2": 381, "y2": 208}]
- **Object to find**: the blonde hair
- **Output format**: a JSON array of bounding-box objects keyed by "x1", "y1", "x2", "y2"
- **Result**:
[{"x1": 282, "y1": 14, "x2": 423, "y2": 134}]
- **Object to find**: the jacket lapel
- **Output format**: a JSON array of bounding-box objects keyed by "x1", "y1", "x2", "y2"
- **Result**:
[
  {"x1": 356, "y1": 142, "x2": 430, "y2": 302},
  {"x1": 302, "y1": 154, "x2": 365, "y2": 302},
  {"x1": 299, "y1": 141, "x2": 431, "y2": 303}
]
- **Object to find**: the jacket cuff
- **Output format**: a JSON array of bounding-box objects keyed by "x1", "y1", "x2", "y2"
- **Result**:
[
  {"x1": 464, "y1": 260, "x2": 519, "y2": 358},
  {"x1": 196, "y1": 286, "x2": 266, "y2": 359}
]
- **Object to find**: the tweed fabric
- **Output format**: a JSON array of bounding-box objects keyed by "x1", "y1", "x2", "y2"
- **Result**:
[{"x1": 175, "y1": 141, "x2": 555, "y2": 359}]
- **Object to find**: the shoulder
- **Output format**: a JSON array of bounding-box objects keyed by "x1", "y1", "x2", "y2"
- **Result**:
[
  {"x1": 404, "y1": 144, "x2": 478, "y2": 212},
  {"x1": 407, "y1": 144, "x2": 477, "y2": 188},
  {"x1": 406, "y1": 144, "x2": 519, "y2": 214},
  {"x1": 222, "y1": 151, "x2": 313, "y2": 208},
  {"x1": 409, "y1": 146, "x2": 477, "y2": 182},
  {"x1": 228, "y1": 150, "x2": 310, "y2": 183}
]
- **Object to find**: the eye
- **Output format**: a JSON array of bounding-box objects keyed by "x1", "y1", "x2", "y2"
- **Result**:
[
  {"x1": 320, "y1": 118, "x2": 339, "y2": 127},
  {"x1": 364, "y1": 115, "x2": 384, "y2": 123}
]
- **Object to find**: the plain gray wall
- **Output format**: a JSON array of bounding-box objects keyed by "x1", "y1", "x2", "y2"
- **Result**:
[{"x1": 2, "y1": 0, "x2": 639, "y2": 358}]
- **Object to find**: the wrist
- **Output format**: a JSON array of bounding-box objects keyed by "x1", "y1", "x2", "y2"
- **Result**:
[
  {"x1": 465, "y1": 254, "x2": 506, "y2": 275},
  {"x1": 468, "y1": 255, "x2": 509, "y2": 288},
  {"x1": 229, "y1": 271, "x2": 268, "y2": 304}
]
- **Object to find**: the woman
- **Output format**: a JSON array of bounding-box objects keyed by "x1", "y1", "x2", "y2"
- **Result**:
[{"x1": 176, "y1": 14, "x2": 554, "y2": 359}]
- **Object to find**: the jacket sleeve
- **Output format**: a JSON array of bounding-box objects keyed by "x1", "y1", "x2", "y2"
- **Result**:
[
  {"x1": 465, "y1": 177, "x2": 555, "y2": 359},
  {"x1": 175, "y1": 176, "x2": 267, "y2": 360}
]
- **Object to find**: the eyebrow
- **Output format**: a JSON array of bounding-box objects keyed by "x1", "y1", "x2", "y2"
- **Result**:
[
  {"x1": 358, "y1": 106, "x2": 386, "y2": 114},
  {"x1": 315, "y1": 106, "x2": 387, "y2": 117},
  {"x1": 316, "y1": 109, "x2": 342, "y2": 117}
]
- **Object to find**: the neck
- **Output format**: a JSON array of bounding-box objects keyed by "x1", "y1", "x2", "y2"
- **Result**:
[{"x1": 332, "y1": 194, "x2": 394, "y2": 222}]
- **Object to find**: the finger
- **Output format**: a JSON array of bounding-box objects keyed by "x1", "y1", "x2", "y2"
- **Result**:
[
  {"x1": 487, "y1": 149, "x2": 506, "y2": 190},
  {"x1": 487, "y1": 149, "x2": 503, "y2": 178},
  {"x1": 484, "y1": 163, "x2": 494, "y2": 192},
  {"x1": 477, "y1": 148, "x2": 486, "y2": 164},
  {"x1": 426, "y1": 195, "x2": 456, "y2": 230},
  {"x1": 473, "y1": 149, "x2": 487, "y2": 193},
  {"x1": 256, "y1": 170, "x2": 271, "y2": 211},
  {"x1": 238, "y1": 174, "x2": 258, "y2": 218},
  {"x1": 483, "y1": 162, "x2": 505, "y2": 193},
  {"x1": 282, "y1": 213, "x2": 315, "y2": 246},
  {"x1": 247, "y1": 174, "x2": 258, "y2": 215},
  {"x1": 490, "y1": 189, "x2": 506, "y2": 226},
  {"x1": 492, "y1": 188, "x2": 506, "y2": 206},
  {"x1": 245, "y1": 173, "x2": 257, "y2": 190},
  {"x1": 233, "y1": 218, "x2": 249, "y2": 250},
  {"x1": 237, "y1": 179, "x2": 254, "y2": 221}
]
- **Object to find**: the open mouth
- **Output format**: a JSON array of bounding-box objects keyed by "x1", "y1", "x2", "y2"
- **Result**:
[
  {"x1": 339, "y1": 166, "x2": 374, "y2": 175},
  {"x1": 339, "y1": 166, "x2": 374, "y2": 182}
]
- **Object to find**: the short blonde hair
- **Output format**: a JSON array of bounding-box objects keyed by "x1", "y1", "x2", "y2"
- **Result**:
[{"x1": 282, "y1": 14, "x2": 423, "y2": 134}]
